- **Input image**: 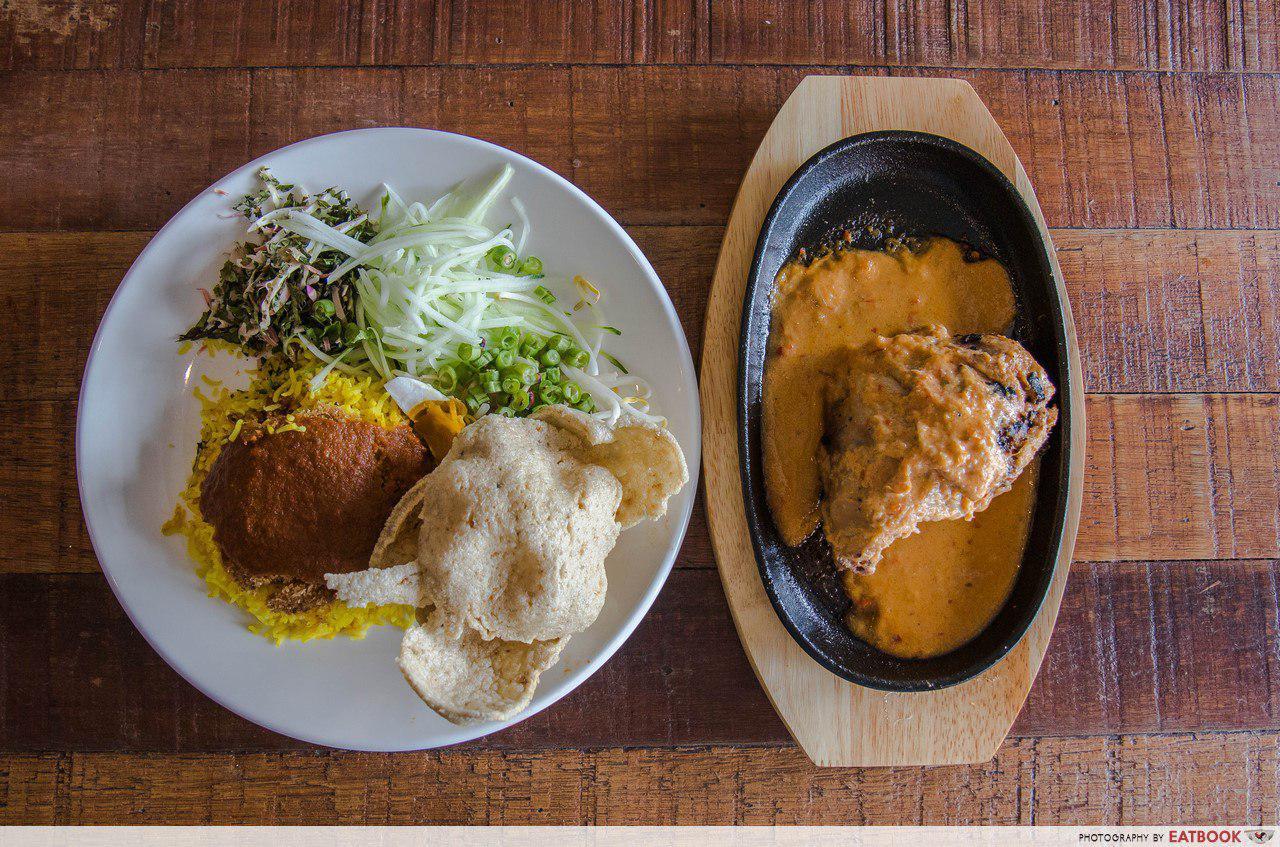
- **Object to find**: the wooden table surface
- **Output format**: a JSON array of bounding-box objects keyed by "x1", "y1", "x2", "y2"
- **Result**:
[{"x1": 2, "y1": 0, "x2": 1279, "y2": 827}]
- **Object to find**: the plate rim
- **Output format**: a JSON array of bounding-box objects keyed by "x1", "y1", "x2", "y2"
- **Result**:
[{"x1": 75, "y1": 126, "x2": 701, "y2": 751}]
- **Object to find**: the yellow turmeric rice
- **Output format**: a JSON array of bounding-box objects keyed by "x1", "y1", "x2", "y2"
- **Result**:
[{"x1": 163, "y1": 348, "x2": 416, "y2": 643}]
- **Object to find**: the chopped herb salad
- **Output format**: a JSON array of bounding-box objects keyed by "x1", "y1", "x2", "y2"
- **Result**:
[{"x1": 181, "y1": 166, "x2": 661, "y2": 426}]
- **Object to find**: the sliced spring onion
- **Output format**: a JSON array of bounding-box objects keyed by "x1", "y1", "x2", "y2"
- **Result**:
[{"x1": 601, "y1": 351, "x2": 629, "y2": 375}]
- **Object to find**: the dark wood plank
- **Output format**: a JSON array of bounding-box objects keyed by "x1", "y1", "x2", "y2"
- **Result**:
[
  {"x1": 1079, "y1": 394, "x2": 1280, "y2": 562},
  {"x1": 0, "y1": 569, "x2": 771, "y2": 753},
  {"x1": 435, "y1": 0, "x2": 631, "y2": 64},
  {"x1": 708, "y1": 0, "x2": 1243, "y2": 72},
  {"x1": 7, "y1": 0, "x2": 1275, "y2": 72},
  {"x1": 1161, "y1": 72, "x2": 1280, "y2": 229},
  {"x1": 1062, "y1": 230, "x2": 1280, "y2": 393},
  {"x1": 7, "y1": 393, "x2": 1278, "y2": 574},
  {"x1": 950, "y1": 0, "x2": 1230, "y2": 72},
  {"x1": 709, "y1": 0, "x2": 955, "y2": 68},
  {"x1": 346, "y1": 0, "x2": 439, "y2": 66},
  {"x1": 1023, "y1": 558, "x2": 1280, "y2": 737},
  {"x1": 0, "y1": 69, "x2": 253, "y2": 230},
  {"x1": 1240, "y1": 0, "x2": 1280, "y2": 71},
  {"x1": 4, "y1": 229, "x2": 1280, "y2": 404},
  {"x1": 142, "y1": 0, "x2": 370, "y2": 69},
  {"x1": 0, "y1": 402, "x2": 89, "y2": 576},
  {"x1": 143, "y1": 0, "x2": 646, "y2": 67},
  {"x1": 0, "y1": 232, "x2": 152, "y2": 405},
  {"x1": 637, "y1": 0, "x2": 708, "y2": 64},
  {"x1": 0, "y1": 0, "x2": 145, "y2": 70},
  {"x1": 3, "y1": 68, "x2": 1279, "y2": 231},
  {"x1": 3, "y1": 730, "x2": 1278, "y2": 824},
  {"x1": 246, "y1": 67, "x2": 578, "y2": 179},
  {"x1": 3, "y1": 561, "x2": 1280, "y2": 753},
  {"x1": 144, "y1": 0, "x2": 636, "y2": 68},
  {"x1": 64, "y1": 0, "x2": 705, "y2": 69}
]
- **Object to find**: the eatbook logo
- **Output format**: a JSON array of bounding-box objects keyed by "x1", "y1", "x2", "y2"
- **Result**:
[{"x1": 1247, "y1": 831, "x2": 1275, "y2": 844}]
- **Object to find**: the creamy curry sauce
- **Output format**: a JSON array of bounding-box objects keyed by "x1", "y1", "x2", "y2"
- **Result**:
[{"x1": 762, "y1": 237, "x2": 1038, "y2": 659}]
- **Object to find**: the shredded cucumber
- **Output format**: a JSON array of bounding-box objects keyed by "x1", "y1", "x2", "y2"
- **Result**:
[{"x1": 246, "y1": 166, "x2": 659, "y2": 423}]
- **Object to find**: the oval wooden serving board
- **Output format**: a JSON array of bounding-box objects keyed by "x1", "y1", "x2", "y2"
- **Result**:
[{"x1": 700, "y1": 75, "x2": 1087, "y2": 767}]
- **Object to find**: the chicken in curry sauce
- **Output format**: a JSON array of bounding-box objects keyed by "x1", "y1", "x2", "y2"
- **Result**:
[{"x1": 763, "y1": 237, "x2": 1057, "y2": 659}]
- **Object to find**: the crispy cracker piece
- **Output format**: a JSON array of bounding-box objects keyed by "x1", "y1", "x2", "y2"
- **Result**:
[
  {"x1": 369, "y1": 473, "x2": 433, "y2": 569},
  {"x1": 398, "y1": 613, "x2": 567, "y2": 725},
  {"x1": 533, "y1": 405, "x2": 689, "y2": 528},
  {"x1": 324, "y1": 475, "x2": 431, "y2": 606},
  {"x1": 330, "y1": 405, "x2": 688, "y2": 727},
  {"x1": 416, "y1": 413, "x2": 620, "y2": 643},
  {"x1": 326, "y1": 562, "x2": 423, "y2": 607}
]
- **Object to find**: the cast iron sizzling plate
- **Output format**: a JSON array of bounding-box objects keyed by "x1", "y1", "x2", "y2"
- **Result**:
[{"x1": 738, "y1": 130, "x2": 1074, "y2": 691}]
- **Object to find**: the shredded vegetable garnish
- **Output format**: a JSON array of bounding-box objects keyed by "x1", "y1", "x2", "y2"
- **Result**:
[
  {"x1": 185, "y1": 166, "x2": 658, "y2": 424},
  {"x1": 180, "y1": 169, "x2": 377, "y2": 357}
]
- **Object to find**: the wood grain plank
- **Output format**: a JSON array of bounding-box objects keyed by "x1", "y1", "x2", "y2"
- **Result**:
[
  {"x1": 1079, "y1": 394, "x2": 1280, "y2": 561},
  {"x1": 136, "y1": 0, "x2": 705, "y2": 68},
  {"x1": 708, "y1": 0, "x2": 1242, "y2": 72},
  {"x1": 142, "y1": 0, "x2": 368, "y2": 69},
  {"x1": 3, "y1": 68, "x2": 1278, "y2": 231},
  {"x1": 146, "y1": 0, "x2": 634, "y2": 67},
  {"x1": 709, "y1": 0, "x2": 954, "y2": 68},
  {"x1": 3, "y1": 561, "x2": 1279, "y2": 753},
  {"x1": 0, "y1": 0, "x2": 145, "y2": 70},
  {"x1": 1237, "y1": 0, "x2": 1280, "y2": 71},
  {"x1": 0, "y1": 569, "x2": 774, "y2": 753},
  {"x1": 7, "y1": 0, "x2": 1273, "y2": 72},
  {"x1": 0, "y1": 69, "x2": 253, "y2": 231},
  {"x1": 3, "y1": 731, "x2": 1277, "y2": 824},
  {"x1": 636, "y1": 0, "x2": 708, "y2": 64},
  {"x1": 5, "y1": 393, "x2": 1277, "y2": 574},
  {"x1": 0, "y1": 232, "x2": 152, "y2": 406},
  {"x1": 143, "y1": 1, "x2": 640, "y2": 67},
  {"x1": 0, "y1": 402, "x2": 88, "y2": 577},
  {"x1": 1023, "y1": 559, "x2": 1280, "y2": 737},
  {"x1": 953, "y1": 0, "x2": 1227, "y2": 72},
  {"x1": 4, "y1": 229, "x2": 1279, "y2": 402},
  {"x1": 436, "y1": 0, "x2": 631, "y2": 64},
  {"x1": 1161, "y1": 74, "x2": 1280, "y2": 229},
  {"x1": 1061, "y1": 230, "x2": 1280, "y2": 393}
]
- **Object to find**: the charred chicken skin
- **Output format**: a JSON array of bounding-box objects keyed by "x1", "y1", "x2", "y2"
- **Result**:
[{"x1": 818, "y1": 326, "x2": 1057, "y2": 573}]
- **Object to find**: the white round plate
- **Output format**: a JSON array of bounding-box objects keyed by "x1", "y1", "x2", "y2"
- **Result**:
[{"x1": 76, "y1": 128, "x2": 701, "y2": 751}]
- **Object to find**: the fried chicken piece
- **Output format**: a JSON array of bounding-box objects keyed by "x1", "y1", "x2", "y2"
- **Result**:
[{"x1": 818, "y1": 326, "x2": 1057, "y2": 573}]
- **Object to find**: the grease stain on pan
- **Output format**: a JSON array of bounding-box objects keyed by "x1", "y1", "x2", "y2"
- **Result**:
[{"x1": 737, "y1": 131, "x2": 1076, "y2": 692}]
